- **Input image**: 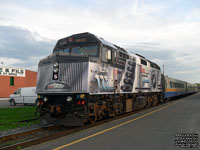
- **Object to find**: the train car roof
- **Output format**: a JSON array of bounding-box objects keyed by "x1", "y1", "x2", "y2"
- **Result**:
[{"x1": 165, "y1": 76, "x2": 187, "y2": 83}]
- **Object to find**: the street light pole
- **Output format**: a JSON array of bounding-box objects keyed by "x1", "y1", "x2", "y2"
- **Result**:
[{"x1": 163, "y1": 64, "x2": 164, "y2": 74}]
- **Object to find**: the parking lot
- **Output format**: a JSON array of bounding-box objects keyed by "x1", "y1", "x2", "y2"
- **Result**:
[
  {"x1": 0, "y1": 99, "x2": 28, "y2": 108},
  {"x1": 0, "y1": 99, "x2": 9, "y2": 108}
]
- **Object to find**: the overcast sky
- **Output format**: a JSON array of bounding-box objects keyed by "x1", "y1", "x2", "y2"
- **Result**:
[{"x1": 0, "y1": 0, "x2": 199, "y2": 83}]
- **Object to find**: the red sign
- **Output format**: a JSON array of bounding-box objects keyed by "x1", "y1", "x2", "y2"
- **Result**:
[{"x1": 114, "y1": 69, "x2": 117, "y2": 75}]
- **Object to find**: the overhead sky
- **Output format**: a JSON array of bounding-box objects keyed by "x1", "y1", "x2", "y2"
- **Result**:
[{"x1": 0, "y1": 0, "x2": 199, "y2": 83}]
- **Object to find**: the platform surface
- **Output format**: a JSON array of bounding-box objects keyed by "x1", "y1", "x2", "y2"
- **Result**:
[{"x1": 26, "y1": 93, "x2": 200, "y2": 150}]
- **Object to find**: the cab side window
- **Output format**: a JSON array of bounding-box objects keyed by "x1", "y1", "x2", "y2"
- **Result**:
[
  {"x1": 102, "y1": 47, "x2": 107, "y2": 63},
  {"x1": 102, "y1": 47, "x2": 112, "y2": 63},
  {"x1": 141, "y1": 59, "x2": 147, "y2": 66}
]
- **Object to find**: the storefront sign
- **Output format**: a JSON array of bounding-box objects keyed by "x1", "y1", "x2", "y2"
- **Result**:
[{"x1": 0, "y1": 67, "x2": 25, "y2": 77}]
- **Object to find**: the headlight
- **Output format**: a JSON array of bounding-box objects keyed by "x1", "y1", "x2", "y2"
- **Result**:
[
  {"x1": 53, "y1": 67, "x2": 59, "y2": 73},
  {"x1": 80, "y1": 94, "x2": 85, "y2": 99},
  {"x1": 54, "y1": 62, "x2": 59, "y2": 68},
  {"x1": 44, "y1": 97, "x2": 48, "y2": 102},
  {"x1": 53, "y1": 74, "x2": 58, "y2": 79},
  {"x1": 67, "y1": 96, "x2": 72, "y2": 102}
]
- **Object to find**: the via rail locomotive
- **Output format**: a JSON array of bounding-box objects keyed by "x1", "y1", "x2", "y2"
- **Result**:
[{"x1": 36, "y1": 32, "x2": 197, "y2": 126}]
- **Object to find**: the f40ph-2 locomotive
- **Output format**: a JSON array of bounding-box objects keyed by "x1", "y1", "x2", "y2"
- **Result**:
[{"x1": 36, "y1": 32, "x2": 166, "y2": 126}]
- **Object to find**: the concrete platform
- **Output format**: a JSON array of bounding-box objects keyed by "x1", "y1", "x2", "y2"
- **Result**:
[{"x1": 26, "y1": 92, "x2": 200, "y2": 150}]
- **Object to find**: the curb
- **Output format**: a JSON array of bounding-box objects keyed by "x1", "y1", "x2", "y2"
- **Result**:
[{"x1": 0, "y1": 98, "x2": 9, "y2": 101}]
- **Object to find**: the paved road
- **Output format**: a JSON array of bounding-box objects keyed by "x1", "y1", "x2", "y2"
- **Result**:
[
  {"x1": 0, "y1": 100, "x2": 10, "y2": 108},
  {"x1": 26, "y1": 93, "x2": 200, "y2": 150},
  {"x1": 0, "y1": 99, "x2": 27, "y2": 108}
]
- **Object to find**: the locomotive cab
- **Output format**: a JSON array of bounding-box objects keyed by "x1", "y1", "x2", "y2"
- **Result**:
[{"x1": 36, "y1": 33, "x2": 119, "y2": 125}]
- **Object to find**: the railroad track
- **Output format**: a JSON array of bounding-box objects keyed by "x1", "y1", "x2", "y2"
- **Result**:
[
  {"x1": 0, "y1": 98, "x2": 181, "y2": 150},
  {"x1": 0, "y1": 125, "x2": 61, "y2": 149}
]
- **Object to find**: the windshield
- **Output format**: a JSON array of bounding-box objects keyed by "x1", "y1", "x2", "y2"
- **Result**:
[
  {"x1": 54, "y1": 45, "x2": 99, "y2": 57},
  {"x1": 14, "y1": 89, "x2": 21, "y2": 94}
]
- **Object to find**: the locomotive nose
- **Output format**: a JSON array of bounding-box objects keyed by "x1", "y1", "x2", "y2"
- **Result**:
[{"x1": 37, "y1": 54, "x2": 89, "y2": 93}]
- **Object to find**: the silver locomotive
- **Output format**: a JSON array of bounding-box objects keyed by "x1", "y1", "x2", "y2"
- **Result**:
[{"x1": 36, "y1": 32, "x2": 164, "y2": 126}]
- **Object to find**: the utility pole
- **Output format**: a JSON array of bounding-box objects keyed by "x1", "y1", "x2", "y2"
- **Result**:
[{"x1": 163, "y1": 64, "x2": 164, "y2": 74}]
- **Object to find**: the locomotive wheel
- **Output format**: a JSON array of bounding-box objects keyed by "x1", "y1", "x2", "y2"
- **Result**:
[
  {"x1": 10, "y1": 99, "x2": 16, "y2": 106},
  {"x1": 146, "y1": 97, "x2": 152, "y2": 107},
  {"x1": 144, "y1": 97, "x2": 148, "y2": 108},
  {"x1": 152, "y1": 95, "x2": 158, "y2": 106},
  {"x1": 159, "y1": 94, "x2": 164, "y2": 103}
]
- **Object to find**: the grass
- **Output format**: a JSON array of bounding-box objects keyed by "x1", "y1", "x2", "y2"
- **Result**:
[{"x1": 0, "y1": 106, "x2": 40, "y2": 132}]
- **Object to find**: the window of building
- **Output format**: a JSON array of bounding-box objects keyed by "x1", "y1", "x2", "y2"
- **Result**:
[
  {"x1": 10, "y1": 77, "x2": 14, "y2": 86},
  {"x1": 0, "y1": 68, "x2": 2, "y2": 72}
]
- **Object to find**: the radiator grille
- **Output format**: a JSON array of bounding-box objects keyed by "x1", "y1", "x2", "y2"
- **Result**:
[
  {"x1": 37, "y1": 64, "x2": 53, "y2": 91},
  {"x1": 59, "y1": 62, "x2": 83, "y2": 91}
]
